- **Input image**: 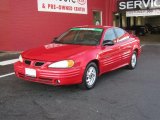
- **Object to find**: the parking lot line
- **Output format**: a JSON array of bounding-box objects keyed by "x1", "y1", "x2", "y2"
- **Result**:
[
  {"x1": 141, "y1": 44, "x2": 145, "y2": 47},
  {"x1": 0, "y1": 72, "x2": 15, "y2": 78},
  {"x1": 0, "y1": 59, "x2": 19, "y2": 66}
]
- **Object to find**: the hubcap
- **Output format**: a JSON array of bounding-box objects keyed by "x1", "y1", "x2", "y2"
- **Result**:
[
  {"x1": 86, "y1": 66, "x2": 97, "y2": 87},
  {"x1": 131, "y1": 53, "x2": 137, "y2": 68}
]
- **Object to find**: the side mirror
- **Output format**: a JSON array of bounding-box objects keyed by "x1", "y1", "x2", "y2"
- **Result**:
[{"x1": 103, "y1": 40, "x2": 115, "y2": 46}]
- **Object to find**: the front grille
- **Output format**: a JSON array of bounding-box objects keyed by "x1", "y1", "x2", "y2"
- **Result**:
[
  {"x1": 24, "y1": 60, "x2": 31, "y2": 65},
  {"x1": 24, "y1": 59, "x2": 45, "y2": 67},
  {"x1": 18, "y1": 73, "x2": 53, "y2": 84},
  {"x1": 35, "y1": 62, "x2": 44, "y2": 67},
  {"x1": 39, "y1": 77, "x2": 52, "y2": 81}
]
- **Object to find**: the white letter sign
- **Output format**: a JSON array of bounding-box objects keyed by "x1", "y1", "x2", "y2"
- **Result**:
[{"x1": 37, "y1": 0, "x2": 88, "y2": 14}]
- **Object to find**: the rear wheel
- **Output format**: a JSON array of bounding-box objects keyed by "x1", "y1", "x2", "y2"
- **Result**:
[
  {"x1": 79, "y1": 62, "x2": 98, "y2": 90},
  {"x1": 128, "y1": 51, "x2": 137, "y2": 69}
]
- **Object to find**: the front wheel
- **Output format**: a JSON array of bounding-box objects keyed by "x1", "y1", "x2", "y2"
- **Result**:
[
  {"x1": 128, "y1": 51, "x2": 137, "y2": 69},
  {"x1": 79, "y1": 62, "x2": 98, "y2": 90}
]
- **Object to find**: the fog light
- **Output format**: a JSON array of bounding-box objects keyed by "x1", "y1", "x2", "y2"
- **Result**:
[{"x1": 55, "y1": 80, "x2": 61, "y2": 84}]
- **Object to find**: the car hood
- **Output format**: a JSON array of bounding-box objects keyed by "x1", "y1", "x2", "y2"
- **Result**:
[{"x1": 22, "y1": 43, "x2": 96, "y2": 61}]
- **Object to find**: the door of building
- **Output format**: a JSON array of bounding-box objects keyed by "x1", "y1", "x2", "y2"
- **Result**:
[{"x1": 93, "y1": 10, "x2": 102, "y2": 25}]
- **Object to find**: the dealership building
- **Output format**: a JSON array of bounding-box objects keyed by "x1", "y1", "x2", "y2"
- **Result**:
[
  {"x1": 0, "y1": 0, "x2": 116, "y2": 51},
  {"x1": 0, "y1": 0, "x2": 160, "y2": 51}
]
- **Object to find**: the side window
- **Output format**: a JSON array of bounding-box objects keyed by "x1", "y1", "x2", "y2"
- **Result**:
[
  {"x1": 114, "y1": 28, "x2": 125, "y2": 38},
  {"x1": 104, "y1": 29, "x2": 116, "y2": 41}
]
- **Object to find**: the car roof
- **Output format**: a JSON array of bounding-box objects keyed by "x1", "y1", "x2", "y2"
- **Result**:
[{"x1": 73, "y1": 25, "x2": 113, "y2": 29}]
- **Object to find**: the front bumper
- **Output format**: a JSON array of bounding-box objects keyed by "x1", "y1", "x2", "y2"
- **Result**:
[{"x1": 14, "y1": 62, "x2": 83, "y2": 86}]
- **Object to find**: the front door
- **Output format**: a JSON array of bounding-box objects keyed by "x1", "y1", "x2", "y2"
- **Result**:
[{"x1": 99, "y1": 28, "x2": 121, "y2": 74}]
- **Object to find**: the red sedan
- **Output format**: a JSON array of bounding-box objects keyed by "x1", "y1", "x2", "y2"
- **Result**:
[{"x1": 14, "y1": 26, "x2": 141, "y2": 89}]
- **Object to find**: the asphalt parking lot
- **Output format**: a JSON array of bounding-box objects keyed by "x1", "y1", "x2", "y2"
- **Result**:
[{"x1": 0, "y1": 45, "x2": 160, "y2": 120}]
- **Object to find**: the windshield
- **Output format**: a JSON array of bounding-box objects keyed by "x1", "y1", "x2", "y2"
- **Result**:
[{"x1": 54, "y1": 28, "x2": 103, "y2": 46}]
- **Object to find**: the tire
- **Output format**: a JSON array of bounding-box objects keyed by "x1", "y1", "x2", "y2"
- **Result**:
[
  {"x1": 128, "y1": 51, "x2": 137, "y2": 70},
  {"x1": 79, "y1": 62, "x2": 98, "y2": 90}
]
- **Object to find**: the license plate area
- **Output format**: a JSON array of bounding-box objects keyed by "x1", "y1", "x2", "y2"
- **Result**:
[{"x1": 25, "y1": 68, "x2": 36, "y2": 77}]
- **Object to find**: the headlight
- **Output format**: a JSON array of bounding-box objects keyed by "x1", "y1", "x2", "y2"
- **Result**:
[
  {"x1": 48, "y1": 60, "x2": 74, "y2": 68},
  {"x1": 19, "y1": 55, "x2": 23, "y2": 62}
]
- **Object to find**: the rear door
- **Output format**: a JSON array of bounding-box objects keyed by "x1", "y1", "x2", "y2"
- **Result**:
[
  {"x1": 99, "y1": 28, "x2": 121, "y2": 73},
  {"x1": 114, "y1": 28, "x2": 132, "y2": 65}
]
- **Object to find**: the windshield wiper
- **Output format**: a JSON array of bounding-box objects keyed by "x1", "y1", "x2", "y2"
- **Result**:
[{"x1": 54, "y1": 40, "x2": 63, "y2": 44}]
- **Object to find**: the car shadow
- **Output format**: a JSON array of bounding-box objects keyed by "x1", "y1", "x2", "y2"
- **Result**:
[
  {"x1": 16, "y1": 67, "x2": 128, "y2": 93},
  {"x1": 96, "y1": 67, "x2": 129, "y2": 86}
]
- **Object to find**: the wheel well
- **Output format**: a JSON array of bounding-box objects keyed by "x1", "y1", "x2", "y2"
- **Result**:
[
  {"x1": 134, "y1": 48, "x2": 139, "y2": 56},
  {"x1": 89, "y1": 59, "x2": 100, "y2": 74}
]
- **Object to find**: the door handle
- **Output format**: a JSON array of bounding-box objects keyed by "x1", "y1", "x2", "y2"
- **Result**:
[{"x1": 120, "y1": 46, "x2": 131, "y2": 49}]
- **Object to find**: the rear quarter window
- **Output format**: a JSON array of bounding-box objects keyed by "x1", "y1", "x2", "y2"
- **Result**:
[{"x1": 114, "y1": 28, "x2": 126, "y2": 38}]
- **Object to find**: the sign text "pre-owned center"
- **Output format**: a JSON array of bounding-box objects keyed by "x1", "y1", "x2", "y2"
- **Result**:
[{"x1": 38, "y1": 0, "x2": 88, "y2": 14}]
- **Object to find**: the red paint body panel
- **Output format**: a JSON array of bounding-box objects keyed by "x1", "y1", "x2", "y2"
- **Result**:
[
  {"x1": 14, "y1": 26, "x2": 141, "y2": 86},
  {"x1": 22, "y1": 44, "x2": 98, "y2": 62},
  {"x1": 0, "y1": 0, "x2": 117, "y2": 51}
]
